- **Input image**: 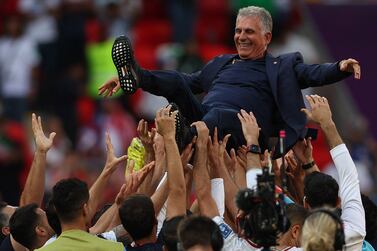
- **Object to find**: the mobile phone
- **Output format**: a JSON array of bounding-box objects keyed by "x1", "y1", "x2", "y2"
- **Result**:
[{"x1": 305, "y1": 128, "x2": 318, "y2": 141}]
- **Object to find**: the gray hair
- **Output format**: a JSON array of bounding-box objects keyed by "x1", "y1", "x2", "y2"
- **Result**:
[{"x1": 237, "y1": 6, "x2": 273, "y2": 33}]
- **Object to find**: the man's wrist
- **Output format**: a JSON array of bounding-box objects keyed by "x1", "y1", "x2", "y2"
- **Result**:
[
  {"x1": 320, "y1": 120, "x2": 335, "y2": 130},
  {"x1": 163, "y1": 134, "x2": 176, "y2": 141},
  {"x1": 36, "y1": 149, "x2": 47, "y2": 155},
  {"x1": 246, "y1": 138, "x2": 259, "y2": 146},
  {"x1": 246, "y1": 144, "x2": 261, "y2": 154},
  {"x1": 303, "y1": 157, "x2": 314, "y2": 165},
  {"x1": 302, "y1": 160, "x2": 316, "y2": 170}
]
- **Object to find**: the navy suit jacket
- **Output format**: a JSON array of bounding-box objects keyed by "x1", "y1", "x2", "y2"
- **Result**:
[
  {"x1": 187, "y1": 52, "x2": 350, "y2": 148},
  {"x1": 140, "y1": 52, "x2": 351, "y2": 149}
]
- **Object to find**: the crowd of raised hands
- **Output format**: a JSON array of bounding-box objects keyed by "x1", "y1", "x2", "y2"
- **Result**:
[{"x1": 1, "y1": 94, "x2": 372, "y2": 251}]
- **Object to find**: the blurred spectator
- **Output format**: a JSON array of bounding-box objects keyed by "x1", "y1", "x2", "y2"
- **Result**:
[
  {"x1": 51, "y1": 62, "x2": 85, "y2": 148},
  {"x1": 100, "y1": 0, "x2": 141, "y2": 40},
  {"x1": 177, "y1": 40, "x2": 204, "y2": 74},
  {"x1": 0, "y1": 118, "x2": 31, "y2": 205},
  {"x1": 168, "y1": 0, "x2": 196, "y2": 43},
  {"x1": 18, "y1": 0, "x2": 59, "y2": 45},
  {"x1": 0, "y1": 14, "x2": 40, "y2": 122}
]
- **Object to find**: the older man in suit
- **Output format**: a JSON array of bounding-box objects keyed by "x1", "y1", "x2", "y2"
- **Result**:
[{"x1": 99, "y1": 6, "x2": 360, "y2": 154}]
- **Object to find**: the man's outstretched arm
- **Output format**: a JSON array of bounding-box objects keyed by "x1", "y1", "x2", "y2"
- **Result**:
[
  {"x1": 293, "y1": 52, "x2": 360, "y2": 88},
  {"x1": 20, "y1": 113, "x2": 56, "y2": 207},
  {"x1": 156, "y1": 106, "x2": 186, "y2": 219},
  {"x1": 302, "y1": 94, "x2": 366, "y2": 248},
  {"x1": 192, "y1": 121, "x2": 220, "y2": 218}
]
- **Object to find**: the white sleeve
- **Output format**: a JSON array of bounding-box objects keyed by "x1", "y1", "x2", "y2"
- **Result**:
[
  {"x1": 156, "y1": 172, "x2": 168, "y2": 235},
  {"x1": 100, "y1": 230, "x2": 117, "y2": 242},
  {"x1": 246, "y1": 169, "x2": 262, "y2": 189},
  {"x1": 43, "y1": 235, "x2": 57, "y2": 246},
  {"x1": 212, "y1": 216, "x2": 258, "y2": 251},
  {"x1": 211, "y1": 178, "x2": 225, "y2": 217},
  {"x1": 330, "y1": 144, "x2": 366, "y2": 249}
]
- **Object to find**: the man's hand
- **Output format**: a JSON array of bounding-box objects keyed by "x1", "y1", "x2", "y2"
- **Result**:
[
  {"x1": 155, "y1": 106, "x2": 176, "y2": 140},
  {"x1": 237, "y1": 109, "x2": 259, "y2": 145},
  {"x1": 207, "y1": 127, "x2": 230, "y2": 168},
  {"x1": 292, "y1": 138, "x2": 314, "y2": 164},
  {"x1": 191, "y1": 121, "x2": 209, "y2": 146},
  {"x1": 137, "y1": 119, "x2": 155, "y2": 151},
  {"x1": 339, "y1": 58, "x2": 361, "y2": 79},
  {"x1": 115, "y1": 161, "x2": 155, "y2": 206},
  {"x1": 236, "y1": 146, "x2": 248, "y2": 172},
  {"x1": 301, "y1": 95, "x2": 333, "y2": 126},
  {"x1": 181, "y1": 138, "x2": 195, "y2": 169},
  {"x1": 98, "y1": 76, "x2": 121, "y2": 97},
  {"x1": 32, "y1": 113, "x2": 56, "y2": 153},
  {"x1": 104, "y1": 131, "x2": 128, "y2": 172}
]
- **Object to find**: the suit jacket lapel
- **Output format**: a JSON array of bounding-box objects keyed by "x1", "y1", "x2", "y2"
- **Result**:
[{"x1": 266, "y1": 53, "x2": 280, "y2": 101}]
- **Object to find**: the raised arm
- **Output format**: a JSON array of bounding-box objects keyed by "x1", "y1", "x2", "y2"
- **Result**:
[
  {"x1": 88, "y1": 132, "x2": 128, "y2": 219},
  {"x1": 155, "y1": 106, "x2": 186, "y2": 219},
  {"x1": 90, "y1": 161, "x2": 155, "y2": 234},
  {"x1": 301, "y1": 94, "x2": 366, "y2": 248},
  {"x1": 20, "y1": 113, "x2": 56, "y2": 207},
  {"x1": 207, "y1": 128, "x2": 238, "y2": 219},
  {"x1": 293, "y1": 52, "x2": 359, "y2": 88},
  {"x1": 192, "y1": 121, "x2": 219, "y2": 218},
  {"x1": 237, "y1": 110, "x2": 262, "y2": 189}
]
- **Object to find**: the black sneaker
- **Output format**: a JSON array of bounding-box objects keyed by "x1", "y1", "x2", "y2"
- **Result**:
[
  {"x1": 168, "y1": 103, "x2": 190, "y2": 153},
  {"x1": 112, "y1": 35, "x2": 141, "y2": 94}
]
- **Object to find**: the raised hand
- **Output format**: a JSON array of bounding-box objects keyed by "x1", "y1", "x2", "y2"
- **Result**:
[
  {"x1": 260, "y1": 149, "x2": 271, "y2": 168},
  {"x1": 137, "y1": 119, "x2": 155, "y2": 151},
  {"x1": 237, "y1": 109, "x2": 259, "y2": 145},
  {"x1": 207, "y1": 127, "x2": 230, "y2": 167},
  {"x1": 181, "y1": 138, "x2": 195, "y2": 170},
  {"x1": 292, "y1": 138, "x2": 314, "y2": 164},
  {"x1": 191, "y1": 121, "x2": 209, "y2": 146},
  {"x1": 32, "y1": 113, "x2": 56, "y2": 153},
  {"x1": 98, "y1": 76, "x2": 121, "y2": 97},
  {"x1": 301, "y1": 95, "x2": 333, "y2": 126},
  {"x1": 104, "y1": 131, "x2": 128, "y2": 172},
  {"x1": 155, "y1": 106, "x2": 176, "y2": 139},
  {"x1": 115, "y1": 161, "x2": 155, "y2": 205},
  {"x1": 339, "y1": 58, "x2": 361, "y2": 79}
]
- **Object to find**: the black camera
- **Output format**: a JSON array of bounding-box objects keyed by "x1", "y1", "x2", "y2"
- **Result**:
[{"x1": 236, "y1": 167, "x2": 290, "y2": 249}]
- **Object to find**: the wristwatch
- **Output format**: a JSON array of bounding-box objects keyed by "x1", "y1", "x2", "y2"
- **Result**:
[
  {"x1": 302, "y1": 160, "x2": 316, "y2": 170},
  {"x1": 247, "y1": 144, "x2": 261, "y2": 154}
]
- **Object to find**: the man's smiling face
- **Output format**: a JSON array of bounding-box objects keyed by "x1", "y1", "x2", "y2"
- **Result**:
[{"x1": 234, "y1": 16, "x2": 271, "y2": 60}]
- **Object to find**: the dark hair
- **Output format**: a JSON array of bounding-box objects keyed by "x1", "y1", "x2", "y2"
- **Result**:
[
  {"x1": 178, "y1": 215, "x2": 223, "y2": 251},
  {"x1": 285, "y1": 204, "x2": 308, "y2": 228},
  {"x1": 361, "y1": 194, "x2": 377, "y2": 243},
  {"x1": 0, "y1": 201, "x2": 9, "y2": 242},
  {"x1": 119, "y1": 194, "x2": 156, "y2": 241},
  {"x1": 162, "y1": 216, "x2": 185, "y2": 251},
  {"x1": 46, "y1": 199, "x2": 61, "y2": 236},
  {"x1": 304, "y1": 172, "x2": 339, "y2": 208},
  {"x1": 9, "y1": 203, "x2": 39, "y2": 249},
  {"x1": 52, "y1": 178, "x2": 89, "y2": 223}
]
